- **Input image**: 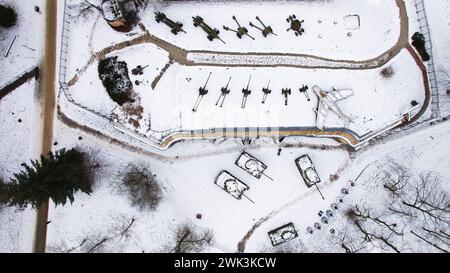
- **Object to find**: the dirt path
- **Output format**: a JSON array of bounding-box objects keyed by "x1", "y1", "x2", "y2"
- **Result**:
[
  {"x1": 34, "y1": 0, "x2": 58, "y2": 253},
  {"x1": 0, "y1": 67, "x2": 39, "y2": 100}
]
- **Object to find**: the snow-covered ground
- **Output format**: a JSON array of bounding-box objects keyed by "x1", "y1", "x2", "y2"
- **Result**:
[
  {"x1": 1, "y1": 0, "x2": 448, "y2": 254},
  {"x1": 0, "y1": 0, "x2": 44, "y2": 86},
  {"x1": 0, "y1": 79, "x2": 41, "y2": 252},
  {"x1": 68, "y1": 47, "x2": 425, "y2": 141},
  {"x1": 46, "y1": 109, "x2": 450, "y2": 253},
  {"x1": 423, "y1": 0, "x2": 450, "y2": 116},
  {"x1": 245, "y1": 119, "x2": 450, "y2": 252},
  {"x1": 46, "y1": 120, "x2": 351, "y2": 253},
  {"x1": 145, "y1": 0, "x2": 400, "y2": 60}
]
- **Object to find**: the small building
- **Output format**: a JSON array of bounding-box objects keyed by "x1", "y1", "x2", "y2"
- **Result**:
[{"x1": 101, "y1": 0, "x2": 139, "y2": 32}]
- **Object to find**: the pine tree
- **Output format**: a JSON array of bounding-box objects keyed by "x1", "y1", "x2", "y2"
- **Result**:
[{"x1": 7, "y1": 148, "x2": 96, "y2": 208}]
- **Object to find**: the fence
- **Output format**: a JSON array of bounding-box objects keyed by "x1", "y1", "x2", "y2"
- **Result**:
[
  {"x1": 58, "y1": 0, "x2": 112, "y2": 121},
  {"x1": 414, "y1": 0, "x2": 440, "y2": 119},
  {"x1": 59, "y1": 0, "x2": 71, "y2": 91},
  {"x1": 57, "y1": 0, "x2": 439, "y2": 150}
]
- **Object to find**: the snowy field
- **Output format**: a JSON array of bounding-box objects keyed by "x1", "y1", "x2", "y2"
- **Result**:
[
  {"x1": 245, "y1": 120, "x2": 450, "y2": 252},
  {"x1": 144, "y1": 0, "x2": 401, "y2": 60},
  {"x1": 0, "y1": 0, "x2": 44, "y2": 86},
  {"x1": 0, "y1": 0, "x2": 449, "y2": 254},
  {"x1": 46, "y1": 121, "x2": 351, "y2": 253},
  {"x1": 0, "y1": 79, "x2": 41, "y2": 252},
  {"x1": 68, "y1": 47, "x2": 425, "y2": 140},
  {"x1": 424, "y1": 0, "x2": 450, "y2": 117},
  {"x1": 46, "y1": 112, "x2": 450, "y2": 253},
  {"x1": 63, "y1": 0, "x2": 403, "y2": 81}
]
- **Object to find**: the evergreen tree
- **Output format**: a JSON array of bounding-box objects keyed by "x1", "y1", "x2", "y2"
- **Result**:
[
  {"x1": 6, "y1": 148, "x2": 96, "y2": 208},
  {"x1": 0, "y1": 5, "x2": 17, "y2": 28}
]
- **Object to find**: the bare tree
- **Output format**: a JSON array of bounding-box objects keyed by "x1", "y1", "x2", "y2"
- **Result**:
[
  {"x1": 119, "y1": 163, "x2": 162, "y2": 211},
  {"x1": 170, "y1": 223, "x2": 213, "y2": 253},
  {"x1": 349, "y1": 206, "x2": 405, "y2": 253},
  {"x1": 381, "y1": 162, "x2": 450, "y2": 252},
  {"x1": 107, "y1": 213, "x2": 137, "y2": 250},
  {"x1": 68, "y1": 0, "x2": 101, "y2": 22},
  {"x1": 332, "y1": 228, "x2": 366, "y2": 253},
  {"x1": 388, "y1": 172, "x2": 449, "y2": 228},
  {"x1": 382, "y1": 161, "x2": 410, "y2": 199},
  {"x1": 49, "y1": 214, "x2": 137, "y2": 253}
]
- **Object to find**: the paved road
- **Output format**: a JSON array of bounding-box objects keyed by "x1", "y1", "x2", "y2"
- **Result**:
[{"x1": 34, "y1": 0, "x2": 58, "y2": 253}]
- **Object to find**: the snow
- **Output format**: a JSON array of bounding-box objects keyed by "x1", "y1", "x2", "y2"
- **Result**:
[
  {"x1": 423, "y1": 0, "x2": 450, "y2": 116},
  {"x1": 0, "y1": 0, "x2": 44, "y2": 86},
  {"x1": 144, "y1": 0, "x2": 400, "y2": 60},
  {"x1": 0, "y1": 79, "x2": 41, "y2": 252},
  {"x1": 244, "y1": 120, "x2": 450, "y2": 252},
  {"x1": 46, "y1": 119, "x2": 351, "y2": 252},
  {"x1": 1, "y1": 0, "x2": 448, "y2": 254},
  {"x1": 103, "y1": 49, "x2": 424, "y2": 141}
]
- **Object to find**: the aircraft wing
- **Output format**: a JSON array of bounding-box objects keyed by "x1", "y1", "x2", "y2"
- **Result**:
[
  {"x1": 316, "y1": 99, "x2": 329, "y2": 130},
  {"x1": 327, "y1": 88, "x2": 354, "y2": 102}
]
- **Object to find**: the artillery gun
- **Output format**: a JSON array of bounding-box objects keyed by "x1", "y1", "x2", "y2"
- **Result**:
[
  {"x1": 282, "y1": 88, "x2": 292, "y2": 106},
  {"x1": 261, "y1": 80, "x2": 272, "y2": 104},
  {"x1": 299, "y1": 84, "x2": 310, "y2": 101},
  {"x1": 131, "y1": 65, "x2": 149, "y2": 76},
  {"x1": 155, "y1": 12, "x2": 186, "y2": 35},
  {"x1": 286, "y1": 15, "x2": 305, "y2": 36},
  {"x1": 223, "y1": 16, "x2": 255, "y2": 40},
  {"x1": 192, "y1": 72, "x2": 212, "y2": 112},
  {"x1": 193, "y1": 16, "x2": 226, "y2": 43},
  {"x1": 249, "y1": 16, "x2": 277, "y2": 37},
  {"x1": 241, "y1": 75, "x2": 252, "y2": 109},
  {"x1": 216, "y1": 77, "x2": 232, "y2": 107}
]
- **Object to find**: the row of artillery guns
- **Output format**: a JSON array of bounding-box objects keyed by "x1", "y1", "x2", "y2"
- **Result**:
[
  {"x1": 192, "y1": 73, "x2": 312, "y2": 112},
  {"x1": 155, "y1": 12, "x2": 306, "y2": 43}
]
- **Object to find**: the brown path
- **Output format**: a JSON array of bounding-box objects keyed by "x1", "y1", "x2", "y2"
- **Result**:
[{"x1": 34, "y1": 0, "x2": 58, "y2": 253}]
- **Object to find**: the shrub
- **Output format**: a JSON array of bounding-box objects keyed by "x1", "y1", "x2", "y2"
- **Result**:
[
  {"x1": 380, "y1": 66, "x2": 395, "y2": 78},
  {"x1": 412, "y1": 32, "x2": 430, "y2": 62},
  {"x1": 98, "y1": 57, "x2": 134, "y2": 105},
  {"x1": 0, "y1": 5, "x2": 17, "y2": 28},
  {"x1": 120, "y1": 163, "x2": 162, "y2": 211}
]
